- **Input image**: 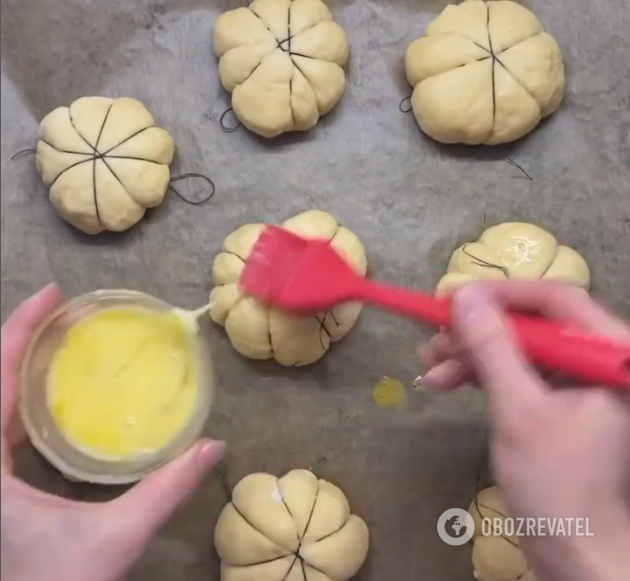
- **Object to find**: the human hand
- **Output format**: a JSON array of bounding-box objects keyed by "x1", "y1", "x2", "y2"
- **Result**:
[
  {"x1": 1, "y1": 285, "x2": 224, "y2": 581},
  {"x1": 419, "y1": 281, "x2": 630, "y2": 581}
]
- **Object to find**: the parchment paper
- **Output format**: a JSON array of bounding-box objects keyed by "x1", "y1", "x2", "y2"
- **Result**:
[{"x1": 1, "y1": 1, "x2": 629, "y2": 579}]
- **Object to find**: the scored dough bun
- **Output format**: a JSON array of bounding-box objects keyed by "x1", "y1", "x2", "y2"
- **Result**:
[
  {"x1": 405, "y1": 0, "x2": 565, "y2": 145},
  {"x1": 213, "y1": 0, "x2": 349, "y2": 138},
  {"x1": 210, "y1": 210, "x2": 367, "y2": 366},
  {"x1": 436, "y1": 222, "x2": 590, "y2": 296},
  {"x1": 215, "y1": 469, "x2": 369, "y2": 581},
  {"x1": 35, "y1": 96, "x2": 175, "y2": 234},
  {"x1": 468, "y1": 486, "x2": 538, "y2": 581}
]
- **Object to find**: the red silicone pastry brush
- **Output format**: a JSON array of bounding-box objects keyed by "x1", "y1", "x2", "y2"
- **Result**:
[{"x1": 240, "y1": 226, "x2": 630, "y2": 390}]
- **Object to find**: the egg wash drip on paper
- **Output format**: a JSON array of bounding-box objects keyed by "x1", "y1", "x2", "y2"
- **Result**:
[
  {"x1": 47, "y1": 307, "x2": 199, "y2": 460},
  {"x1": 372, "y1": 376, "x2": 408, "y2": 409}
]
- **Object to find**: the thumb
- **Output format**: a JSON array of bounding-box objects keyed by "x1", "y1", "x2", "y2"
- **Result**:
[
  {"x1": 108, "y1": 439, "x2": 224, "y2": 541},
  {"x1": 1, "y1": 284, "x2": 64, "y2": 433},
  {"x1": 450, "y1": 284, "x2": 546, "y2": 424}
]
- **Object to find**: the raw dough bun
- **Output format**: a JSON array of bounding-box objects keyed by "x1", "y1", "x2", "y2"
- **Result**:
[
  {"x1": 210, "y1": 210, "x2": 367, "y2": 366},
  {"x1": 405, "y1": 0, "x2": 565, "y2": 145},
  {"x1": 468, "y1": 486, "x2": 538, "y2": 581},
  {"x1": 213, "y1": 0, "x2": 349, "y2": 138},
  {"x1": 215, "y1": 469, "x2": 369, "y2": 581},
  {"x1": 35, "y1": 96, "x2": 175, "y2": 234},
  {"x1": 436, "y1": 222, "x2": 590, "y2": 296}
]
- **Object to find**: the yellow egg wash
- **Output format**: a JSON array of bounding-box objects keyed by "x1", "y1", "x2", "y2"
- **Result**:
[
  {"x1": 372, "y1": 376, "x2": 408, "y2": 409},
  {"x1": 47, "y1": 307, "x2": 199, "y2": 460}
]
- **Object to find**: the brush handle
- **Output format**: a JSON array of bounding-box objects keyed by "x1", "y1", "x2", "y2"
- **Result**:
[{"x1": 358, "y1": 281, "x2": 630, "y2": 389}]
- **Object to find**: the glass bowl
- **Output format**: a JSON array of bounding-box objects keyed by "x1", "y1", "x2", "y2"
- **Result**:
[{"x1": 19, "y1": 289, "x2": 214, "y2": 485}]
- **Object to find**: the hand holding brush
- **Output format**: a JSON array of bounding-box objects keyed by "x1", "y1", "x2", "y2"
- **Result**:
[{"x1": 240, "y1": 226, "x2": 630, "y2": 389}]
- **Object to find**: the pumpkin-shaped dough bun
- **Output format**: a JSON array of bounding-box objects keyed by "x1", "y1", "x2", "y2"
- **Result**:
[
  {"x1": 215, "y1": 469, "x2": 369, "y2": 581},
  {"x1": 213, "y1": 0, "x2": 349, "y2": 138},
  {"x1": 405, "y1": 0, "x2": 565, "y2": 145},
  {"x1": 210, "y1": 210, "x2": 367, "y2": 366},
  {"x1": 436, "y1": 222, "x2": 590, "y2": 297},
  {"x1": 35, "y1": 96, "x2": 175, "y2": 235},
  {"x1": 468, "y1": 486, "x2": 538, "y2": 581}
]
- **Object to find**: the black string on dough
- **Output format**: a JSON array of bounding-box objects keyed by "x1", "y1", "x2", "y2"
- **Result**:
[
  {"x1": 10, "y1": 148, "x2": 36, "y2": 160},
  {"x1": 486, "y1": 3, "x2": 497, "y2": 131},
  {"x1": 10, "y1": 145, "x2": 216, "y2": 213},
  {"x1": 472, "y1": 442, "x2": 521, "y2": 551},
  {"x1": 88, "y1": 103, "x2": 114, "y2": 226},
  {"x1": 168, "y1": 173, "x2": 216, "y2": 206},
  {"x1": 399, "y1": 96, "x2": 412, "y2": 113},
  {"x1": 472, "y1": 420, "x2": 527, "y2": 560},
  {"x1": 220, "y1": 108, "x2": 242, "y2": 133},
  {"x1": 461, "y1": 242, "x2": 510, "y2": 278}
]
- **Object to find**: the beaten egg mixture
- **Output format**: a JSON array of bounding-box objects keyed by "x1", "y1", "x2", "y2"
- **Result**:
[{"x1": 47, "y1": 307, "x2": 198, "y2": 460}]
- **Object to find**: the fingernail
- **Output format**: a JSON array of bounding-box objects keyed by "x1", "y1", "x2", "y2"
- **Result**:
[
  {"x1": 33, "y1": 283, "x2": 62, "y2": 304},
  {"x1": 414, "y1": 372, "x2": 441, "y2": 391},
  {"x1": 453, "y1": 287, "x2": 508, "y2": 342},
  {"x1": 452, "y1": 286, "x2": 511, "y2": 356},
  {"x1": 453, "y1": 286, "x2": 492, "y2": 325},
  {"x1": 420, "y1": 370, "x2": 448, "y2": 391},
  {"x1": 41, "y1": 282, "x2": 60, "y2": 295},
  {"x1": 197, "y1": 440, "x2": 225, "y2": 465},
  {"x1": 418, "y1": 373, "x2": 439, "y2": 390}
]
